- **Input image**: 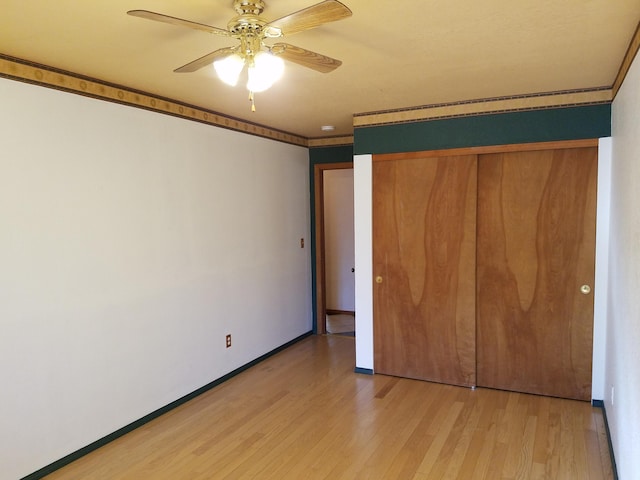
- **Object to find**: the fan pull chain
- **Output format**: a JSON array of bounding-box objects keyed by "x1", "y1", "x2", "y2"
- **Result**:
[{"x1": 249, "y1": 91, "x2": 256, "y2": 112}]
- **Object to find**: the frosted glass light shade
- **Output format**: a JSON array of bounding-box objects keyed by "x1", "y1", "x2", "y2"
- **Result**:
[
  {"x1": 213, "y1": 54, "x2": 245, "y2": 86},
  {"x1": 247, "y1": 52, "x2": 284, "y2": 92}
]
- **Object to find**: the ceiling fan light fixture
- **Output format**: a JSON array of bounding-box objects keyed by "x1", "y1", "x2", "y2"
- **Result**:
[
  {"x1": 213, "y1": 54, "x2": 245, "y2": 86},
  {"x1": 247, "y1": 51, "x2": 285, "y2": 93},
  {"x1": 128, "y1": 0, "x2": 352, "y2": 110}
]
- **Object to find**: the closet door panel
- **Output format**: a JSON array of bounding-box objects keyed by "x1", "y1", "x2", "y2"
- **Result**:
[
  {"x1": 476, "y1": 147, "x2": 597, "y2": 401},
  {"x1": 372, "y1": 154, "x2": 477, "y2": 386}
]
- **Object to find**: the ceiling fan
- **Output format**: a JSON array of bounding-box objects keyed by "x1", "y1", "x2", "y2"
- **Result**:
[{"x1": 128, "y1": 0, "x2": 352, "y2": 110}]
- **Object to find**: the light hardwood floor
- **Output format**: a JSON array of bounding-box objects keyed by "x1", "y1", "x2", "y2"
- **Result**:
[{"x1": 45, "y1": 335, "x2": 613, "y2": 479}]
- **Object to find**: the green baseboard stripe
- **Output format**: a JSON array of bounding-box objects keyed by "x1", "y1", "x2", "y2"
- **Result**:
[
  {"x1": 592, "y1": 399, "x2": 619, "y2": 480},
  {"x1": 21, "y1": 331, "x2": 313, "y2": 480},
  {"x1": 354, "y1": 367, "x2": 373, "y2": 375}
]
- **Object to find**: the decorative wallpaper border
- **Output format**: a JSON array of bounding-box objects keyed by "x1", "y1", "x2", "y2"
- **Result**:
[
  {"x1": 353, "y1": 19, "x2": 640, "y2": 129},
  {"x1": 5, "y1": 18, "x2": 640, "y2": 147},
  {"x1": 308, "y1": 136, "x2": 354, "y2": 147},
  {"x1": 353, "y1": 88, "x2": 613, "y2": 128},
  {"x1": 0, "y1": 54, "x2": 307, "y2": 147}
]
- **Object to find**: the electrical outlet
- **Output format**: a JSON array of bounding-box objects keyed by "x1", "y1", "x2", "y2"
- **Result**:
[{"x1": 226, "y1": 334, "x2": 232, "y2": 348}]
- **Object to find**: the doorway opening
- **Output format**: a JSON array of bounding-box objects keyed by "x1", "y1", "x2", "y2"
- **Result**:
[
  {"x1": 326, "y1": 311, "x2": 355, "y2": 336},
  {"x1": 314, "y1": 162, "x2": 355, "y2": 335}
]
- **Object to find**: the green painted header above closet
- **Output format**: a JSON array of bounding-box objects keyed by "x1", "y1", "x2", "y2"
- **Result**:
[
  {"x1": 353, "y1": 104, "x2": 611, "y2": 155},
  {"x1": 308, "y1": 144, "x2": 353, "y2": 165}
]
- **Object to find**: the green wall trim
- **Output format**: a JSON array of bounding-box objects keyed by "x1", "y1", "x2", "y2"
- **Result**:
[
  {"x1": 308, "y1": 145, "x2": 354, "y2": 333},
  {"x1": 354, "y1": 367, "x2": 374, "y2": 375},
  {"x1": 353, "y1": 104, "x2": 612, "y2": 155},
  {"x1": 309, "y1": 144, "x2": 354, "y2": 164},
  {"x1": 21, "y1": 331, "x2": 313, "y2": 480},
  {"x1": 593, "y1": 402, "x2": 620, "y2": 480}
]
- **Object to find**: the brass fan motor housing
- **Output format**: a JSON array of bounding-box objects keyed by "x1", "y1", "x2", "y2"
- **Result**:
[
  {"x1": 229, "y1": 1, "x2": 269, "y2": 35},
  {"x1": 227, "y1": 14, "x2": 267, "y2": 35},
  {"x1": 234, "y1": 0, "x2": 265, "y2": 16}
]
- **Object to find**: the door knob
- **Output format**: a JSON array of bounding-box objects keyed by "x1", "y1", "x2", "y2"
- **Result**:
[
  {"x1": 376, "y1": 276, "x2": 383, "y2": 284},
  {"x1": 580, "y1": 285, "x2": 591, "y2": 295}
]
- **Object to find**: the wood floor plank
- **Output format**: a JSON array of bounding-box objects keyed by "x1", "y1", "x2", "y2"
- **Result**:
[
  {"x1": 335, "y1": 380, "x2": 446, "y2": 479},
  {"x1": 43, "y1": 335, "x2": 613, "y2": 480},
  {"x1": 501, "y1": 395, "x2": 530, "y2": 478},
  {"x1": 412, "y1": 401, "x2": 465, "y2": 477},
  {"x1": 336, "y1": 381, "x2": 436, "y2": 478},
  {"x1": 454, "y1": 390, "x2": 501, "y2": 477},
  {"x1": 544, "y1": 404, "x2": 563, "y2": 479},
  {"x1": 467, "y1": 421, "x2": 499, "y2": 480},
  {"x1": 515, "y1": 416, "x2": 537, "y2": 479},
  {"x1": 532, "y1": 395, "x2": 551, "y2": 464},
  {"x1": 440, "y1": 396, "x2": 482, "y2": 479},
  {"x1": 381, "y1": 384, "x2": 457, "y2": 478}
]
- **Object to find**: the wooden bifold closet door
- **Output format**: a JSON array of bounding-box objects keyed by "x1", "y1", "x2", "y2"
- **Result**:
[
  {"x1": 372, "y1": 145, "x2": 597, "y2": 401},
  {"x1": 372, "y1": 154, "x2": 478, "y2": 387},
  {"x1": 476, "y1": 147, "x2": 597, "y2": 401}
]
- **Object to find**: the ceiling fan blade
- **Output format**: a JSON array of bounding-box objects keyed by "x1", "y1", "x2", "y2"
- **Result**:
[
  {"x1": 264, "y1": 0, "x2": 352, "y2": 37},
  {"x1": 271, "y1": 43, "x2": 342, "y2": 73},
  {"x1": 127, "y1": 10, "x2": 231, "y2": 37},
  {"x1": 174, "y1": 47, "x2": 238, "y2": 73}
]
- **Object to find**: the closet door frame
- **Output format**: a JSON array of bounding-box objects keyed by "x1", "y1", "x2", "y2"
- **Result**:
[
  {"x1": 372, "y1": 138, "x2": 599, "y2": 396},
  {"x1": 373, "y1": 139, "x2": 598, "y2": 163}
]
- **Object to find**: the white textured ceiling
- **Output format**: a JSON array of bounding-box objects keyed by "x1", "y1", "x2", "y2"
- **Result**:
[{"x1": 2, "y1": 0, "x2": 639, "y2": 139}]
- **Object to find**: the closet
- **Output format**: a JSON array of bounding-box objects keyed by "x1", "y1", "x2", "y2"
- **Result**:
[{"x1": 372, "y1": 142, "x2": 597, "y2": 401}]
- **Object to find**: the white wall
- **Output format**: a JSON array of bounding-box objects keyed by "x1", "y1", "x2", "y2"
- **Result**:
[
  {"x1": 593, "y1": 137, "x2": 612, "y2": 402},
  {"x1": 323, "y1": 169, "x2": 355, "y2": 311},
  {"x1": 607, "y1": 51, "x2": 640, "y2": 479},
  {"x1": 354, "y1": 155, "x2": 373, "y2": 370},
  {"x1": 0, "y1": 78, "x2": 311, "y2": 480}
]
